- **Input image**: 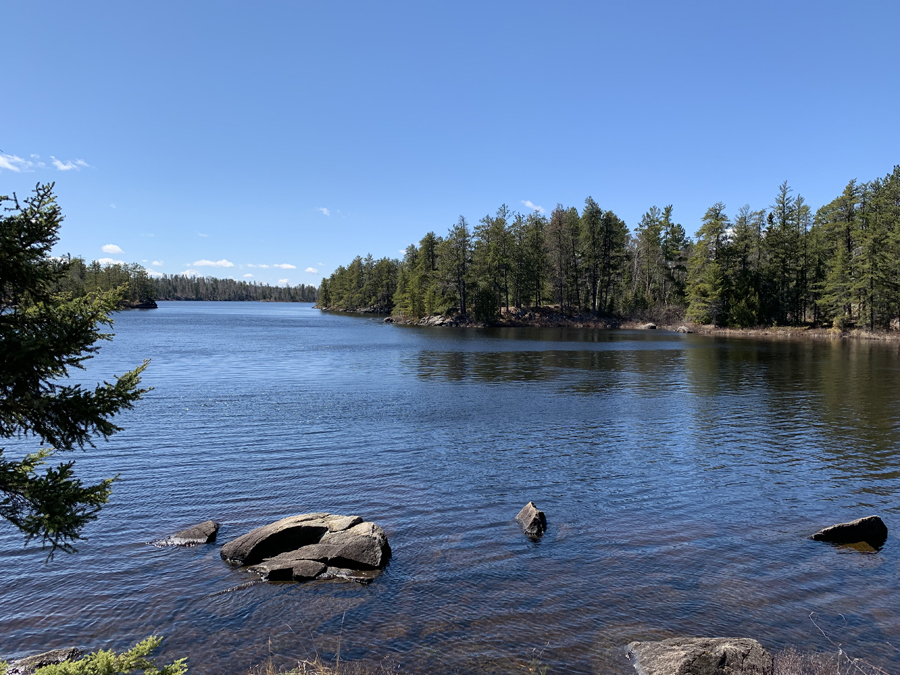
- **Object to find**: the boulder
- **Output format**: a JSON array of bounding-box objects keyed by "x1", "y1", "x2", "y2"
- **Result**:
[
  {"x1": 811, "y1": 515, "x2": 888, "y2": 548},
  {"x1": 223, "y1": 513, "x2": 391, "y2": 582},
  {"x1": 676, "y1": 326, "x2": 693, "y2": 334},
  {"x1": 627, "y1": 637, "x2": 773, "y2": 675},
  {"x1": 155, "y1": 519, "x2": 220, "y2": 546},
  {"x1": 7, "y1": 648, "x2": 83, "y2": 674},
  {"x1": 639, "y1": 323, "x2": 657, "y2": 330},
  {"x1": 515, "y1": 502, "x2": 547, "y2": 539},
  {"x1": 221, "y1": 513, "x2": 330, "y2": 565}
]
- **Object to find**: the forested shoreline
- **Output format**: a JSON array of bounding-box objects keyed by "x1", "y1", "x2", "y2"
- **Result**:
[
  {"x1": 56, "y1": 257, "x2": 318, "y2": 306},
  {"x1": 319, "y1": 166, "x2": 900, "y2": 331}
]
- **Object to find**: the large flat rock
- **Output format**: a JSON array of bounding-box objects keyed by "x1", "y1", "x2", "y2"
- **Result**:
[
  {"x1": 627, "y1": 637, "x2": 773, "y2": 675},
  {"x1": 223, "y1": 513, "x2": 391, "y2": 581},
  {"x1": 7, "y1": 648, "x2": 83, "y2": 674}
]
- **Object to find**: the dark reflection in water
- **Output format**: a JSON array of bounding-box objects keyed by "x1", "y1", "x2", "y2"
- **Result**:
[{"x1": 1, "y1": 305, "x2": 899, "y2": 674}]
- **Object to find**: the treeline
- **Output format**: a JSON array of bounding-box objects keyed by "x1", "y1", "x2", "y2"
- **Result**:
[
  {"x1": 320, "y1": 166, "x2": 900, "y2": 329},
  {"x1": 57, "y1": 258, "x2": 317, "y2": 304},
  {"x1": 151, "y1": 273, "x2": 317, "y2": 302}
]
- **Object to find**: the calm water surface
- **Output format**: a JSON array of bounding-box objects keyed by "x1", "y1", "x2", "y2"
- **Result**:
[{"x1": 2, "y1": 302, "x2": 899, "y2": 673}]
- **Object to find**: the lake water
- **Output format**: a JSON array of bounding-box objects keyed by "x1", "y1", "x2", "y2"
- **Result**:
[{"x1": 2, "y1": 302, "x2": 899, "y2": 674}]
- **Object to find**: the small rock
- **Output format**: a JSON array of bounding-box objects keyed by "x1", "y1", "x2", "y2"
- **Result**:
[
  {"x1": 639, "y1": 323, "x2": 657, "y2": 330},
  {"x1": 811, "y1": 515, "x2": 888, "y2": 548},
  {"x1": 7, "y1": 648, "x2": 83, "y2": 674},
  {"x1": 318, "y1": 566, "x2": 382, "y2": 584},
  {"x1": 515, "y1": 502, "x2": 547, "y2": 538},
  {"x1": 676, "y1": 326, "x2": 693, "y2": 334},
  {"x1": 155, "y1": 520, "x2": 220, "y2": 546},
  {"x1": 383, "y1": 317, "x2": 394, "y2": 323},
  {"x1": 293, "y1": 560, "x2": 328, "y2": 581},
  {"x1": 627, "y1": 637, "x2": 773, "y2": 675}
]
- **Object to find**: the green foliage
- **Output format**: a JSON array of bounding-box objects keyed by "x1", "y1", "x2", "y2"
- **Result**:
[
  {"x1": 32, "y1": 636, "x2": 187, "y2": 675},
  {"x1": 1, "y1": 184, "x2": 148, "y2": 555}
]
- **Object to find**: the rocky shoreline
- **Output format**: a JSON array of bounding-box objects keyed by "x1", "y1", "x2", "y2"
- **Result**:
[{"x1": 319, "y1": 305, "x2": 900, "y2": 342}]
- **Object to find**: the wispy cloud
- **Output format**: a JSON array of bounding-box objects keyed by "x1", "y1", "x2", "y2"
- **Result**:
[
  {"x1": 247, "y1": 264, "x2": 270, "y2": 269},
  {"x1": 318, "y1": 262, "x2": 324, "y2": 266},
  {"x1": 318, "y1": 207, "x2": 330, "y2": 216},
  {"x1": 151, "y1": 260, "x2": 163, "y2": 266},
  {"x1": 144, "y1": 268, "x2": 164, "y2": 278},
  {"x1": 198, "y1": 233, "x2": 208, "y2": 237},
  {"x1": 51, "y1": 157, "x2": 91, "y2": 171},
  {"x1": 182, "y1": 269, "x2": 200, "y2": 277},
  {"x1": 101, "y1": 244, "x2": 123, "y2": 254},
  {"x1": 305, "y1": 267, "x2": 319, "y2": 274},
  {"x1": 273, "y1": 263, "x2": 296, "y2": 269},
  {"x1": 96, "y1": 257, "x2": 125, "y2": 265},
  {"x1": 278, "y1": 278, "x2": 289, "y2": 286},
  {"x1": 522, "y1": 200, "x2": 545, "y2": 214},
  {"x1": 0, "y1": 153, "x2": 44, "y2": 172},
  {"x1": 244, "y1": 273, "x2": 254, "y2": 278},
  {"x1": 110, "y1": 203, "x2": 117, "y2": 209},
  {"x1": 192, "y1": 259, "x2": 234, "y2": 268}
]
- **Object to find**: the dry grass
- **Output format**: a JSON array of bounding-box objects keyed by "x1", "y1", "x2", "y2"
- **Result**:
[
  {"x1": 774, "y1": 647, "x2": 890, "y2": 675},
  {"x1": 246, "y1": 654, "x2": 400, "y2": 675}
]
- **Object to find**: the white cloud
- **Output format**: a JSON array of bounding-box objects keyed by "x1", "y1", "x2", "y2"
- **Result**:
[
  {"x1": 247, "y1": 263, "x2": 270, "y2": 269},
  {"x1": 522, "y1": 200, "x2": 545, "y2": 214},
  {"x1": 182, "y1": 269, "x2": 200, "y2": 277},
  {"x1": 273, "y1": 263, "x2": 296, "y2": 269},
  {"x1": 151, "y1": 260, "x2": 164, "y2": 266},
  {"x1": 198, "y1": 233, "x2": 208, "y2": 237},
  {"x1": 0, "y1": 153, "x2": 43, "y2": 172},
  {"x1": 278, "y1": 278, "x2": 289, "y2": 286},
  {"x1": 305, "y1": 267, "x2": 319, "y2": 274},
  {"x1": 192, "y1": 259, "x2": 234, "y2": 268},
  {"x1": 110, "y1": 203, "x2": 116, "y2": 209},
  {"x1": 399, "y1": 249, "x2": 407, "y2": 254},
  {"x1": 244, "y1": 273, "x2": 254, "y2": 278},
  {"x1": 101, "y1": 244, "x2": 123, "y2": 254},
  {"x1": 96, "y1": 257, "x2": 125, "y2": 265},
  {"x1": 144, "y1": 268, "x2": 164, "y2": 278},
  {"x1": 51, "y1": 157, "x2": 90, "y2": 171},
  {"x1": 318, "y1": 207, "x2": 330, "y2": 216},
  {"x1": 318, "y1": 262, "x2": 324, "y2": 266}
]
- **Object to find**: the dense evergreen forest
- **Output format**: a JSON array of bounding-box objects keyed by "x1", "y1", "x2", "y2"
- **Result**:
[
  {"x1": 57, "y1": 257, "x2": 318, "y2": 305},
  {"x1": 319, "y1": 167, "x2": 900, "y2": 329}
]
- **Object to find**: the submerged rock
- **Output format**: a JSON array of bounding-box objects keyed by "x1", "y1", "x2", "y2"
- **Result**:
[
  {"x1": 154, "y1": 519, "x2": 220, "y2": 546},
  {"x1": 223, "y1": 513, "x2": 390, "y2": 584},
  {"x1": 811, "y1": 515, "x2": 888, "y2": 548},
  {"x1": 7, "y1": 647, "x2": 83, "y2": 674},
  {"x1": 515, "y1": 502, "x2": 547, "y2": 539},
  {"x1": 627, "y1": 637, "x2": 773, "y2": 675}
]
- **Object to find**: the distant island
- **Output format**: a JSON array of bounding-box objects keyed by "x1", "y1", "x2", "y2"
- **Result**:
[
  {"x1": 318, "y1": 166, "x2": 900, "y2": 335},
  {"x1": 57, "y1": 257, "x2": 318, "y2": 307}
]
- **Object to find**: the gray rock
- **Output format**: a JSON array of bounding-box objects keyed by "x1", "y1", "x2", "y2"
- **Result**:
[
  {"x1": 7, "y1": 648, "x2": 83, "y2": 674},
  {"x1": 639, "y1": 323, "x2": 657, "y2": 330},
  {"x1": 292, "y1": 560, "x2": 327, "y2": 581},
  {"x1": 220, "y1": 513, "x2": 330, "y2": 565},
  {"x1": 515, "y1": 501, "x2": 547, "y2": 538},
  {"x1": 627, "y1": 637, "x2": 773, "y2": 675},
  {"x1": 224, "y1": 513, "x2": 391, "y2": 581},
  {"x1": 676, "y1": 326, "x2": 693, "y2": 334},
  {"x1": 811, "y1": 515, "x2": 888, "y2": 547},
  {"x1": 156, "y1": 520, "x2": 220, "y2": 546},
  {"x1": 321, "y1": 521, "x2": 391, "y2": 568}
]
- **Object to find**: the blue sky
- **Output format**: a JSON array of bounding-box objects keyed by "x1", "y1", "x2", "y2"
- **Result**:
[{"x1": 3, "y1": 1, "x2": 898, "y2": 287}]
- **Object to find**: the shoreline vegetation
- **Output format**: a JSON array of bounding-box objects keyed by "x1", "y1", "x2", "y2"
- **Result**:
[{"x1": 318, "y1": 166, "x2": 900, "y2": 340}]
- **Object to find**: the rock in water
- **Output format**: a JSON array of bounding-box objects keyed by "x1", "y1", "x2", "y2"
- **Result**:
[
  {"x1": 639, "y1": 322, "x2": 657, "y2": 330},
  {"x1": 627, "y1": 637, "x2": 773, "y2": 675},
  {"x1": 155, "y1": 520, "x2": 220, "y2": 546},
  {"x1": 811, "y1": 515, "x2": 888, "y2": 548},
  {"x1": 515, "y1": 502, "x2": 547, "y2": 538},
  {"x1": 223, "y1": 513, "x2": 391, "y2": 583},
  {"x1": 7, "y1": 648, "x2": 83, "y2": 674}
]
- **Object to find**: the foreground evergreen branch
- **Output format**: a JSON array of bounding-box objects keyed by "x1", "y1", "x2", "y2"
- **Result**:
[{"x1": 1, "y1": 184, "x2": 149, "y2": 556}]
